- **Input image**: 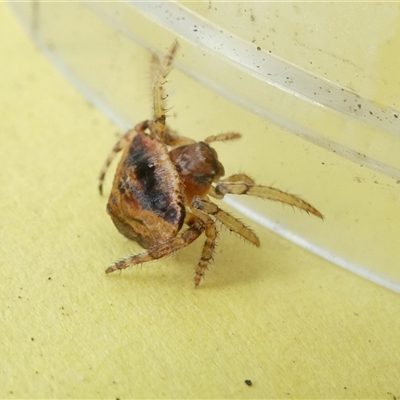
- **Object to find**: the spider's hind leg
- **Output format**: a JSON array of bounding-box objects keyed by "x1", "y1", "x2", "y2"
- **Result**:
[
  {"x1": 98, "y1": 127, "x2": 137, "y2": 195},
  {"x1": 152, "y1": 40, "x2": 179, "y2": 142},
  {"x1": 105, "y1": 212, "x2": 205, "y2": 274}
]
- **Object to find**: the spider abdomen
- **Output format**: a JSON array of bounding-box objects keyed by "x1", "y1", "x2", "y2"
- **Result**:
[{"x1": 107, "y1": 129, "x2": 185, "y2": 249}]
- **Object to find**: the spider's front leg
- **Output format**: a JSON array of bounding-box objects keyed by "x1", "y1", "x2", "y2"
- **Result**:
[
  {"x1": 192, "y1": 197, "x2": 260, "y2": 247},
  {"x1": 215, "y1": 174, "x2": 323, "y2": 219},
  {"x1": 192, "y1": 212, "x2": 218, "y2": 287},
  {"x1": 105, "y1": 212, "x2": 205, "y2": 275}
]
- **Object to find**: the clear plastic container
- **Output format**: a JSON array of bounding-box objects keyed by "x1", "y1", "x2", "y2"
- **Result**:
[{"x1": 11, "y1": 1, "x2": 400, "y2": 293}]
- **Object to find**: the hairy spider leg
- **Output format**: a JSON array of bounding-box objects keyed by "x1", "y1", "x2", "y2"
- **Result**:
[
  {"x1": 98, "y1": 127, "x2": 137, "y2": 195},
  {"x1": 152, "y1": 40, "x2": 179, "y2": 142},
  {"x1": 164, "y1": 127, "x2": 196, "y2": 147},
  {"x1": 221, "y1": 173, "x2": 255, "y2": 184},
  {"x1": 192, "y1": 211, "x2": 218, "y2": 287},
  {"x1": 165, "y1": 130, "x2": 242, "y2": 149},
  {"x1": 105, "y1": 212, "x2": 205, "y2": 273},
  {"x1": 106, "y1": 208, "x2": 219, "y2": 287},
  {"x1": 203, "y1": 132, "x2": 242, "y2": 144},
  {"x1": 98, "y1": 120, "x2": 159, "y2": 195},
  {"x1": 192, "y1": 197, "x2": 260, "y2": 247},
  {"x1": 215, "y1": 174, "x2": 324, "y2": 219}
]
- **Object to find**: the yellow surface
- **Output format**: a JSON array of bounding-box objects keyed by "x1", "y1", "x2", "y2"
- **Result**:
[{"x1": 2, "y1": 5, "x2": 400, "y2": 399}]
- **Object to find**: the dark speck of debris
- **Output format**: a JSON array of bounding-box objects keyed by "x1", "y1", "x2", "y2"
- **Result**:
[
  {"x1": 244, "y1": 379, "x2": 252, "y2": 386},
  {"x1": 257, "y1": 46, "x2": 261, "y2": 51}
]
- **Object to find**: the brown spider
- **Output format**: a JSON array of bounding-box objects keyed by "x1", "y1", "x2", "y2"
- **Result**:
[{"x1": 98, "y1": 41, "x2": 323, "y2": 287}]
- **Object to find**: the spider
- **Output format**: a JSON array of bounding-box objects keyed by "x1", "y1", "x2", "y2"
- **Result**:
[{"x1": 98, "y1": 41, "x2": 323, "y2": 287}]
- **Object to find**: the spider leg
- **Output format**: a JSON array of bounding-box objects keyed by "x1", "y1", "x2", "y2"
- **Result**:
[
  {"x1": 192, "y1": 197, "x2": 260, "y2": 247},
  {"x1": 192, "y1": 212, "x2": 218, "y2": 287},
  {"x1": 98, "y1": 127, "x2": 137, "y2": 195},
  {"x1": 164, "y1": 126, "x2": 195, "y2": 147},
  {"x1": 152, "y1": 40, "x2": 179, "y2": 142},
  {"x1": 221, "y1": 173, "x2": 255, "y2": 184},
  {"x1": 208, "y1": 186, "x2": 224, "y2": 200},
  {"x1": 215, "y1": 179, "x2": 323, "y2": 219},
  {"x1": 209, "y1": 173, "x2": 256, "y2": 199},
  {"x1": 204, "y1": 132, "x2": 242, "y2": 144},
  {"x1": 105, "y1": 212, "x2": 205, "y2": 274}
]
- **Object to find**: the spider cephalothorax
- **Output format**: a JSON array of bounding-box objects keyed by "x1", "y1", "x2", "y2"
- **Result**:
[{"x1": 98, "y1": 41, "x2": 323, "y2": 287}]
